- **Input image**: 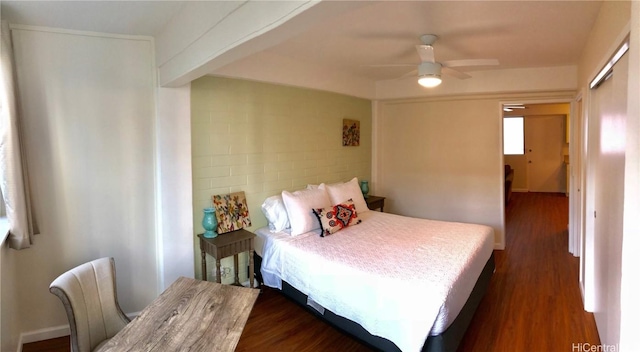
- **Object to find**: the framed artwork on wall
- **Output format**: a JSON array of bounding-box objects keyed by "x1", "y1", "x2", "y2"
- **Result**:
[{"x1": 342, "y1": 119, "x2": 360, "y2": 146}]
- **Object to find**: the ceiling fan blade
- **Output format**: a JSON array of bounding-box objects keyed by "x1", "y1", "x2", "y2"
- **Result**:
[
  {"x1": 415, "y1": 45, "x2": 435, "y2": 63},
  {"x1": 363, "y1": 63, "x2": 415, "y2": 68},
  {"x1": 398, "y1": 69, "x2": 418, "y2": 79},
  {"x1": 442, "y1": 67, "x2": 471, "y2": 80},
  {"x1": 442, "y1": 59, "x2": 499, "y2": 68}
]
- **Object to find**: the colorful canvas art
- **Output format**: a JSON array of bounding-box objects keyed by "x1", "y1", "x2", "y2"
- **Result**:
[
  {"x1": 342, "y1": 119, "x2": 360, "y2": 146},
  {"x1": 212, "y1": 191, "x2": 252, "y2": 234}
]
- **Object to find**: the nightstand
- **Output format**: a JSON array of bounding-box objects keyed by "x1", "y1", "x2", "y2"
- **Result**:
[
  {"x1": 365, "y1": 195, "x2": 385, "y2": 212},
  {"x1": 198, "y1": 229, "x2": 255, "y2": 288}
]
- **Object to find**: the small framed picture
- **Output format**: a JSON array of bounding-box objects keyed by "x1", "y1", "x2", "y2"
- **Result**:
[
  {"x1": 212, "y1": 191, "x2": 251, "y2": 234},
  {"x1": 342, "y1": 119, "x2": 360, "y2": 146}
]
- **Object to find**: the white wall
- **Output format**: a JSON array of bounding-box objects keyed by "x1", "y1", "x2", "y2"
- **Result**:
[
  {"x1": 0, "y1": 233, "x2": 16, "y2": 351},
  {"x1": 577, "y1": 2, "x2": 632, "y2": 89},
  {"x1": 2, "y1": 26, "x2": 159, "y2": 350},
  {"x1": 156, "y1": 85, "x2": 194, "y2": 290},
  {"x1": 376, "y1": 97, "x2": 504, "y2": 248},
  {"x1": 374, "y1": 91, "x2": 575, "y2": 250}
]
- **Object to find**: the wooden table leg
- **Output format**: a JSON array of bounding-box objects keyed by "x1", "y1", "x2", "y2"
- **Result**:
[
  {"x1": 215, "y1": 259, "x2": 221, "y2": 284},
  {"x1": 201, "y1": 249, "x2": 207, "y2": 281},
  {"x1": 249, "y1": 249, "x2": 254, "y2": 288},
  {"x1": 233, "y1": 254, "x2": 240, "y2": 285}
]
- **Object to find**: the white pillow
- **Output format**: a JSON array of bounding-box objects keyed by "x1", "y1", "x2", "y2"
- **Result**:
[
  {"x1": 282, "y1": 188, "x2": 332, "y2": 236},
  {"x1": 320, "y1": 177, "x2": 369, "y2": 213},
  {"x1": 261, "y1": 195, "x2": 290, "y2": 232}
]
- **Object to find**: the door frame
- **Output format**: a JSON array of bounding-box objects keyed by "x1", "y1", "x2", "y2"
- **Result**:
[{"x1": 501, "y1": 98, "x2": 576, "y2": 246}]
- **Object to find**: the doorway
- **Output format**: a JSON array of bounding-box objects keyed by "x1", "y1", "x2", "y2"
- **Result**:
[{"x1": 503, "y1": 103, "x2": 570, "y2": 194}]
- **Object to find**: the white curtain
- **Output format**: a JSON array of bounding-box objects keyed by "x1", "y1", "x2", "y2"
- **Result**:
[{"x1": 0, "y1": 21, "x2": 38, "y2": 249}]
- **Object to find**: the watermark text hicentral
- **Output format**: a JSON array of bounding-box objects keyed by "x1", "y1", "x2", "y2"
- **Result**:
[{"x1": 572, "y1": 343, "x2": 618, "y2": 352}]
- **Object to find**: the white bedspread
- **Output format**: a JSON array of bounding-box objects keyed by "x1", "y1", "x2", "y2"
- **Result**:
[{"x1": 259, "y1": 211, "x2": 494, "y2": 352}]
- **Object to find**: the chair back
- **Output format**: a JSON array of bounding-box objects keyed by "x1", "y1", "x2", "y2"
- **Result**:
[{"x1": 50, "y1": 257, "x2": 130, "y2": 352}]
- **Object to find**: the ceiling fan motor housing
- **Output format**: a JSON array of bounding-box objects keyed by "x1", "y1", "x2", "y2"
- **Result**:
[
  {"x1": 420, "y1": 34, "x2": 438, "y2": 46},
  {"x1": 418, "y1": 62, "x2": 442, "y2": 77}
]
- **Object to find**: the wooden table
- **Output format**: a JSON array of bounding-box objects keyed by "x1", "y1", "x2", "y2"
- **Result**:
[
  {"x1": 198, "y1": 229, "x2": 255, "y2": 288},
  {"x1": 365, "y1": 195, "x2": 386, "y2": 212},
  {"x1": 99, "y1": 276, "x2": 259, "y2": 352}
]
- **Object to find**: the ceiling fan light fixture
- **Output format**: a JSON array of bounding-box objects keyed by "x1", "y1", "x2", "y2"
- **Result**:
[
  {"x1": 417, "y1": 62, "x2": 442, "y2": 88},
  {"x1": 418, "y1": 75, "x2": 442, "y2": 88}
]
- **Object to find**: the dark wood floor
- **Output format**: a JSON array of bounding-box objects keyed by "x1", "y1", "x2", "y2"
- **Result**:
[
  {"x1": 25, "y1": 192, "x2": 599, "y2": 352},
  {"x1": 457, "y1": 192, "x2": 600, "y2": 352}
]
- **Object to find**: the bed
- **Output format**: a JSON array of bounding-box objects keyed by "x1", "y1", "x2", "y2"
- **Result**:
[{"x1": 256, "y1": 178, "x2": 495, "y2": 352}]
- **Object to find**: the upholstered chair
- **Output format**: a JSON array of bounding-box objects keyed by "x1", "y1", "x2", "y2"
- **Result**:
[{"x1": 49, "y1": 257, "x2": 131, "y2": 352}]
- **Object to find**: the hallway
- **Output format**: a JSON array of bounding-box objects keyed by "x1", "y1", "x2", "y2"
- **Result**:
[{"x1": 458, "y1": 192, "x2": 600, "y2": 351}]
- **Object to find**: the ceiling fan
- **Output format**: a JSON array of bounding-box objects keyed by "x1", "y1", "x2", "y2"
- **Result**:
[
  {"x1": 372, "y1": 34, "x2": 499, "y2": 88},
  {"x1": 503, "y1": 104, "x2": 526, "y2": 112}
]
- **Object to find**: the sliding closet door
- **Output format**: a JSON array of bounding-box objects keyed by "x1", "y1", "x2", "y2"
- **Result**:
[{"x1": 584, "y1": 53, "x2": 628, "y2": 345}]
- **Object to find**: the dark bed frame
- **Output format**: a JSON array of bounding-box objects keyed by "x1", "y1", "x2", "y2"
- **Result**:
[{"x1": 254, "y1": 252, "x2": 495, "y2": 352}]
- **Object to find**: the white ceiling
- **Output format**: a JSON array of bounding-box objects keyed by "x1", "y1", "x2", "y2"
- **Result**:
[
  {"x1": 1, "y1": 1, "x2": 604, "y2": 87},
  {"x1": 260, "y1": 1, "x2": 603, "y2": 82},
  {"x1": 1, "y1": 1, "x2": 185, "y2": 36}
]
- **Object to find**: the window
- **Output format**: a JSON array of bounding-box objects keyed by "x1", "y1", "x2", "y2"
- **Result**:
[{"x1": 503, "y1": 117, "x2": 524, "y2": 155}]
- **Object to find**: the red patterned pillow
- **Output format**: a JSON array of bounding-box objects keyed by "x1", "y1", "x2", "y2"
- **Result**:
[{"x1": 313, "y1": 199, "x2": 362, "y2": 237}]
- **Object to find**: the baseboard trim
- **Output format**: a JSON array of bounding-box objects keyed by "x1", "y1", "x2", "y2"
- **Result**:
[
  {"x1": 513, "y1": 188, "x2": 529, "y2": 193},
  {"x1": 17, "y1": 311, "x2": 140, "y2": 351},
  {"x1": 18, "y1": 325, "x2": 69, "y2": 351}
]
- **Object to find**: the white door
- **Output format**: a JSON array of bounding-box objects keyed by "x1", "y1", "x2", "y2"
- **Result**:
[
  {"x1": 525, "y1": 115, "x2": 566, "y2": 192},
  {"x1": 584, "y1": 53, "x2": 628, "y2": 342},
  {"x1": 571, "y1": 98, "x2": 583, "y2": 259}
]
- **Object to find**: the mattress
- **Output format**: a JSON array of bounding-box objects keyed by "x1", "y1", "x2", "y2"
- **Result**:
[{"x1": 258, "y1": 211, "x2": 494, "y2": 352}]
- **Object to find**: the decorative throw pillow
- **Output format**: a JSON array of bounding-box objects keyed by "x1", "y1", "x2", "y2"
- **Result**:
[{"x1": 313, "y1": 199, "x2": 362, "y2": 237}]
